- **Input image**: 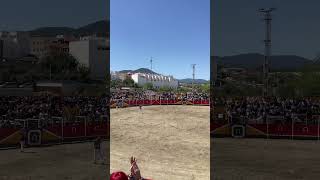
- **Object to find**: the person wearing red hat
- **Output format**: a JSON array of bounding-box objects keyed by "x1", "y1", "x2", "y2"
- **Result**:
[
  {"x1": 110, "y1": 156, "x2": 152, "y2": 180},
  {"x1": 110, "y1": 171, "x2": 128, "y2": 180}
]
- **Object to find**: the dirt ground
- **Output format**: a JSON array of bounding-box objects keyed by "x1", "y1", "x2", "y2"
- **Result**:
[
  {"x1": 110, "y1": 105, "x2": 210, "y2": 180},
  {"x1": 212, "y1": 138, "x2": 320, "y2": 180},
  {"x1": 0, "y1": 141, "x2": 109, "y2": 180}
]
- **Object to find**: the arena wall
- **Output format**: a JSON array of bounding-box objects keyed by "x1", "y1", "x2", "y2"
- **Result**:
[
  {"x1": 211, "y1": 115, "x2": 320, "y2": 140},
  {"x1": 0, "y1": 121, "x2": 109, "y2": 148},
  {"x1": 110, "y1": 99, "x2": 210, "y2": 108}
]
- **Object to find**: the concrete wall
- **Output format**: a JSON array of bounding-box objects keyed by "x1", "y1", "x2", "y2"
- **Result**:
[
  {"x1": 89, "y1": 40, "x2": 108, "y2": 80},
  {"x1": 69, "y1": 40, "x2": 90, "y2": 67},
  {"x1": 69, "y1": 39, "x2": 108, "y2": 80}
]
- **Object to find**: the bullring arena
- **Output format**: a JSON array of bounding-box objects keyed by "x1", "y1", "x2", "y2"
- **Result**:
[
  {"x1": 0, "y1": 95, "x2": 109, "y2": 179},
  {"x1": 0, "y1": 141, "x2": 109, "y2": 180},
  {"x1": 110, "y1": 105, "x2": 210, "y2": 180},
  {"x1": 212, "y1": 138, "x2": 320, "y2": 180},
  {"x1": 212, "y1": 97, "x2": 320, "y2": 180},
  {"x1": 0, "y1": 119, "x2": 109, "y2": 179}
]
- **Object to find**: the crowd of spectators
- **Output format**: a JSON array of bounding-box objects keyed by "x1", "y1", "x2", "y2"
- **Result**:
[
  {"x1": 216, "y1": 97, "x2": 320, "y2": 124},
  {"x1": 0, "y1": 95, "x2": 109, "y2": 127},
  {"x1": 111, "y1": 90, "x2": 209, "y2": 102}
]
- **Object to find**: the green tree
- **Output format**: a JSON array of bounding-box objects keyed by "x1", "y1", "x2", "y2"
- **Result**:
[
  {"x1": 177, "y1": 86, "x2": 189, "y2": 93},
  {"x1": 273, "y1": 64, "x2": 320, "y2": 97},
  {"x1": 110, "y1": 79, "x2": 122, "y2": 88},
  {"x1": 78, "y1": 64, "x2": 90, "y2": 82},
  {"x1": 143, "y1": 83, "x2": 154, "y2": 90},
  {"x1": 123, "y1": 77, "x2": 135, "y2": 87},
  {"x1": 199, "y1": 83, "x2": 210, "y2": 94},
  {"x1": 133, "y1": 83, "x2": 140, "y2": 88},
  {"x1": 40, "y1": 54, "x2": 80, "y2": 80},
  {"x1": 159, "y1": 86, "x2": 172, "y2": 92}
]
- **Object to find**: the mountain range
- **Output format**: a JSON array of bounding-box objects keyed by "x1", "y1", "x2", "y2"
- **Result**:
[
  {"x1": 118, "y1": 68, "x2": 159, "y2": 75},
  {"x1": 214, "y1": 53, "x2": 313, "y2": 71},
  {"x1": 178, "y1": 78, "x2": 209, "y2": 84},
  {"x1": 29, "y1": 20, "x2": 109, "y2": 37}
]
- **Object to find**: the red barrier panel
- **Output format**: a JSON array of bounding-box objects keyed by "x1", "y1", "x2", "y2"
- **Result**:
[
  {"x1": 128, "y1": 100, "x2": 135, "y2": 105},
  {"x1": 86, "y1": 122, "x2": 109, "y2": 137},
  {"x1": 241, "y1": 123, "x2": 320, "y2": 138},
  {"x1": 63, "y1": 123, "x2": 86, "y2": 138},
  {"x1": 249, "y1": 124, "x2": 268, "y2": 133},
  {"x1": 46, "y1": 125, "x2": 62, "y2": 136},
  {"x1": 293, "y1": 124, "x2": 318, "y2": 136},
  {"x1": 152, "y1": 100, "x2": 160, "y2": 105},
  {"x1": 161, "y1": 100, "x2": 168, "y2": 104},
  {"x1": 203, "y1": 100, "x2": 209, "y2": 105},
  {"x1": 0, "y1": 128, "x2": 20, "y2": 140},
  {"x1": 210, "y1": 123, "x2": 227, "y2": 132},
  {"x1": 111, "y1": 99, "x2": 209, "y2": 107}
]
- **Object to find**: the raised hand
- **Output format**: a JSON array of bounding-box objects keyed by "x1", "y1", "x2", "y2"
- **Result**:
[{"x1": 130, "y1": 156, "x2": 142, "y2": 180}]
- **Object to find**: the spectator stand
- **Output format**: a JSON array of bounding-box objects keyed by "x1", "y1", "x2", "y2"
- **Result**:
[
  {"x1": 0, "y1": 116, "x2": 109, "y2": 148},
  {"x1": 211, "y1": 97, "x2": 320, "y2": 140}
]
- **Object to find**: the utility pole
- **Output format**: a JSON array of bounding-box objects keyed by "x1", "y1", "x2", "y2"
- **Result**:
[
  {"x1": 191, "y1": 64, "x2": 196, "y2": 92},
  {"x1": 259, "y1": 8, "x2": 276, "y2": 97},
  {"x1": 150, "y1": 57, "x2": 153, "y2": 70}
]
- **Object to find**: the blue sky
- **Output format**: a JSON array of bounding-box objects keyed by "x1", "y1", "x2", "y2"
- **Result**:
[
  {"x1": 111, "y1": 0, "x2": 210, "y2": 80},
  {"x1": 0, "y1": 0, "x2": 108, "y2": 30},
  {"x1": 212, "y1": 0, "x2": 320, "y2": 59}
]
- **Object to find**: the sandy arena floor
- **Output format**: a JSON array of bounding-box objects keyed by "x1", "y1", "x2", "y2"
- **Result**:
[
  {"x1": 0, "y1": 141, "x2": 109, "y2": 180},
  {"x1": 110, "y1": 105, "x2": 210, "y2": 180},
  {"x1": 212, "y1": 138, "x2": 320, "y2": 180}
]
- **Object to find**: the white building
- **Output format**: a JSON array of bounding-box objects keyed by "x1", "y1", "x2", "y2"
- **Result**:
[
  {"x1": 69, "y1": 37, "x2": 109, "y2": 80},
  {"x1": 131, "y1": 73, "x2": 179, "y2": 89}
]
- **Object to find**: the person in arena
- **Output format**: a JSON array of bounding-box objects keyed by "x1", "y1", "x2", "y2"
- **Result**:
[
  {"x1": 20, "y1": 130, "x2": 26, "y2": 152},
  {"x1": 93, "y1": 136, "x2": 105, "y2": 164}
]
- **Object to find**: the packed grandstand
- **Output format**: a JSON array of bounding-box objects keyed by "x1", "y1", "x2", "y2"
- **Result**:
[
  {"x1": 213, "y1": 97, "x2": 320, "y2": 124},
  {"x1": 111, "y1": 90, "x2": 209, "y2": 102},
  {"x1": 212, "y1": 96, "x2": 320, "y2": 139},
  {"x1": 0, "y1": 90, "x2": 209, "y2": 128},
  {"x1": 0, "y1": 95, "x2": 109, "y2": 128}
]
